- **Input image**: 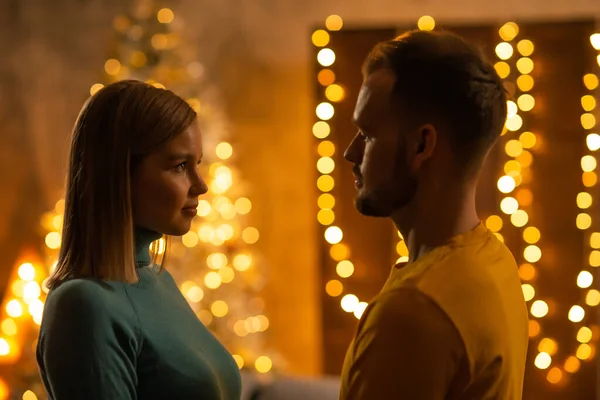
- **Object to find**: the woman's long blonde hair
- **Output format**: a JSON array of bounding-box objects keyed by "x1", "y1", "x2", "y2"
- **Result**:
[{"x1": 47, "y1": 80, "x2": 196, "y2": 289}]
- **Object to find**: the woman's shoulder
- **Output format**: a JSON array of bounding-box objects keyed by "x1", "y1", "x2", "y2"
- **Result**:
[{"x1": 44, "y1": 278, "x2": 131, "y2": 321}]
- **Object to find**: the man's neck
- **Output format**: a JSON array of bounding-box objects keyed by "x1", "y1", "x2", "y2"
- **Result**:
[{"x1": 392, "y1": 188, "x2": 480, "y2": 263}]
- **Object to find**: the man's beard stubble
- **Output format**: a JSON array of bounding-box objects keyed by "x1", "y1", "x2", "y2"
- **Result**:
[{"x1": 355, "y1": 151, "x2": 418, "y2": 218}]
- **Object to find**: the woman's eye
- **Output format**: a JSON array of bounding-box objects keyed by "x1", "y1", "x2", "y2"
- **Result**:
[{"x1": 174, "y1": 162, "x2": 186, "y2": 172}]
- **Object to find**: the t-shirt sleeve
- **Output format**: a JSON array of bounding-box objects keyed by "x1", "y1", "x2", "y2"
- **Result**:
[
  {"x1": 342, "y1": 287, "x2": 466, "y2": 400},
  {"x1": 37, "y1": 280, "x2": 139, "y2": 400}
]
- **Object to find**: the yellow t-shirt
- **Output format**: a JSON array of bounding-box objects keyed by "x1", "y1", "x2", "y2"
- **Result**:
[{"x1": 340, "y1": 223, "x2": 529, "y2": 400}]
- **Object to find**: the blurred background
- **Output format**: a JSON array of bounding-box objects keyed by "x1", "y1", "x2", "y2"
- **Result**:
[{"x1": 0, "y1": 0, "x2": 600, "y2": 399}]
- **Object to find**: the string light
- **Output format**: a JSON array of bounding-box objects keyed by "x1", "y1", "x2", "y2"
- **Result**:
[{"x1": 313, "y1": 15, "x2": 368, "y2": 319}]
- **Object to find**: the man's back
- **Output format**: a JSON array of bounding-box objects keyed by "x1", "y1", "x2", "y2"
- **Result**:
[{"x1": 340, "y1": 223, "x2": 529, "y2": 399}]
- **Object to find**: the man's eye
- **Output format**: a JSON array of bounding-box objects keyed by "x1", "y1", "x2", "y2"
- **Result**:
[{"x1": 174, "y1": 162, "x2": 186, "y2": 172}]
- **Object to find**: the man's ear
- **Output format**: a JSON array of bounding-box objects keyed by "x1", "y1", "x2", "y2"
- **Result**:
[{"x1": 412, "y1": 124, "x2": 437, "y2": 170}]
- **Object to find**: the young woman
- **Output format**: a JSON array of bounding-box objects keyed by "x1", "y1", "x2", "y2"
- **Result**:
[{"x1": 36, "y1": 80, "x2": 242, "y2": 400}]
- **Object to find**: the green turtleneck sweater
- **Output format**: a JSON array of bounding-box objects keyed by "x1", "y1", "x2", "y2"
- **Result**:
[{"x1": 36, "y1": 228, "x2": 241, "y2": 400}]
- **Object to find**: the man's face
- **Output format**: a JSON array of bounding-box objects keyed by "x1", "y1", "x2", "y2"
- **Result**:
[{"x1": 344, "y1": 69, "x2": 419, "y2": 217}]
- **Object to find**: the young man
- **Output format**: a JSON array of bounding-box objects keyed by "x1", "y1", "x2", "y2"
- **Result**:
[{"x1": 340, "y1": 30, "x2": 529, "y2": 399}]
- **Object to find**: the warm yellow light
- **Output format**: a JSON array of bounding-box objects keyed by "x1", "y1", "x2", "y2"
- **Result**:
[
  {"x1": 590, "y1": 251, "x2": 600, "y2": 267},
  {"x1": 235, "y1": 197, "x2": 252, "y2": 214},
  {"x1": 130, "y1": 51, "x2": 147, "y2": 68},
  {"x1": 500, "y1": 197, "x2": 519, "y2": 215},
  {"x1": 507, "y1": 101, "x2": 518, "y2": 118},
  {"x1": 497, "y1": 175, "x2": 516, "y2": 193},
  {"x1": 207, "y1": 253, "x2": 227, "y2": 270},
  {"x1": 584, "y1": 74, "x2": 599, "y2": 91},
  {"x1": 255, "y1": 356, "x2": 273, "y2": 373},
  {"x1": 522, "y1": 284, "x2": 535, "y2": 301},
  {"x1": 495, "y1": 42, "x2": 514, "y2": 60},
  {"x1": 586, "y1": 289, "x2": 600, "y2": 306},
  {"x1": 582, "y1": 155, "x2": 597, "y2": 172},
  {"x1": 524, "y1": 245, "x2": 542, "y2": 263},
  {"x1": 516, "y1": 57, "x2": 534, "y2": 75},
  {"x1": 317, "y1": 157, "x2": 335, "y2": 174},
  {"x1": 591, "y1": 232, "x2": 600, "y2": 249},
  {"x1": 318, "y1": 69, "x2": 336, "y2": 86},
  {"x1": 519, "y1": 132, "x2": 536, "y2": 149},
  {"x1": 564, "y1": 356, "x2": 581, "y2": 373},
  {"x1": 510, "y1": 209, "x2": 528, "y2": 227},
  {"x1": 517, "y1": 39, "x2": 534, "y2": 56},
  {"x1": 529, "y1": 320, "x2": 541, "y2": 337},
  {"x1": 519, "y1": 263, "x2": 536, "y2": 281},
  {"x1": 316, "y1": 102, "x2": 335, "y2": 120},
  {"x1": 577, "y1": 271, "x2": 593, "y2": 288},
  {"x1": 353, "y1": 302, "x2": 369, "y2": 319},
  {"x1": 104, "y1": 59, "x2": 121, "y2": 75},
  {"x1": 326, "y1": 84, "x2": 345, "y2": 102},
  {"x1": 517, "y1": 150, "x2": 533, "y2": 168},
  {"x1": 341, "y1": 294, "x2": 359, "y2": 312},
  {"x1": 494, "y1": 232, "x2": 504, "y2": 243},
  {"x1": 330, "y1": 243, "x2": 350, "y2": 261},
  {"x1": 547, "y1": 367, "x2": 563, "y2": 384},
  {"x1": 523, "y1": 227, "x2": 541, "y2": 244},
  {"x1": 325, "y1": 226, "x2": 343, "y2": 244},
  {"x1": 204, "y1": 272, "x2": 222, "y2": 289},
  {"x1": 581, "y1": 95, "x2": 597, "y2": 112},
  {"x1": 336, "y1": 260, "x2": 355, "y2": 278},
  {"x1": 581, "y1": 113, "x2": 597, "y2": 130},
  {"x1": 242, "y1": 227, "x2": 259, "y2": 244},
  {"x1": 317, "y1": 49, "x2": 336, "y2": 67},
  {"x1": 317, "y1": 141, "x2": 336, "y2": 157},
  {"x1": 317, "y1": 175, "x2": 335, "y2": 192},
  {"x1": 517, "y1": 94, "x2": 535, "y2": 111},
  {"x1": 318, "y1": 193, "x2": 336, "y2": 209},
  {"x1": 531, "y1": 300, "x2": 548, "y2": 318},
  {"x1": 313, "y1": 121, "x2": 331, "y2": 139},
  {"x1": 568, "y1": 305, "x2": 585, "y2": 323},
  {"x1": 516, "y1": 74, "x2": 534, "y2": 92},
  {"x1": 326, "y1": 279, "x2": 344, "y2": 297},
  {"x1": 182, "y1": 232, "x2": 199, "y2": 248},
  {"x1": 504, "y1": 160, "x2": 522, "y2": 175},
  {"x1": 317, "y1": 209, "x2": 335, "y2": 225},
  {"x1": 485, "y1": 215, "x2": 503, "y2": 232},
  {"x1": 233, "y1": 254, "x2": 252, "y2": 271},
  {"x1": 18, "y1": 263, "x2": 35, "y2": 281},
  {"x1": 499, "y1": 22, "x2": 519, "y2": 42},
  {"x1": 312, "y1": 30, "x2": 330, "y2": 47},
  {"x1": 417, "y1": 15, "x2": 435, "y2": 31},
  {"x1": 23, "y1": 281, "x2": 41, "y2": 303},
  {"x1": 45, "y1": 232, "x2": 61, "y2": 249},
  {"x1": 577, "y1": 213, "x2": 592, "y2": 230},
  {"x1": 583, "y1": 171, "x2": 598, "y2": 187},
  {"x1": 232, "y1": 354, "x2": 244, "y2": 369},
  {"x1": 151, "y1": 34, "x2": 168, "y2": 50},
  {"x1": 577, "y1": 192, "x2": 593, "y2": 209},
  {"x1": 216, "y1": 142, "x2": 233, "y2": 160},
  {"x1": 90, "y1": 83, "x2": 104, "y2": 96},
  {"x1": 505, "y1": 140, "x2": 523, "y2": 157},
  {"x1": 211, "y1": 301, "x2": 229, "y2": 317},
  {"x1": 591, "y1": 33, "x2": 600, "y2": 50},
  {"x1": 534, "y1": 352, "x2": 552, "y2": 369},
  {"x1": 494, "y1": 62, "x2": 510, "y2": 79},
  {"x1": 6, "y1": 300, "x2": 22, "y2": 318},
  {"x1": 325, "y1": 15, "x2": 343, "y2": 31},
  {"x1": 157, "y1": 8, "x2": 174, "y2": 23},
  {"x1": 576, "y1": 343, "x2": 592, "y2": 360},
  {"x1": 505, "y1": 114, "x2": 523, "y2": 132},
  {"x1": 219, "y1": 266, "x2": 235, "y2": 283},
  {"x1": 1, "y1": 319, "x2": 16, "y2": 336},
  {"x1": 538, "y1": 338, "x2": 558, "y2": 355},
  {"x1": 587, "y1": 133, "x2": 600, "y2": 151},
  {"x1": 186, "y1": 285, "x2": 204, "y2": 303},
  {"x1": 577, "y1": 326, "x2": 593, "y2": 343}
]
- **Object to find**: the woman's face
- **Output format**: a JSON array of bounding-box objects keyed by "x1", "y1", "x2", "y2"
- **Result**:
[{"x1": 131, "y1": 123, "x2": 208, "y2": 236}]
